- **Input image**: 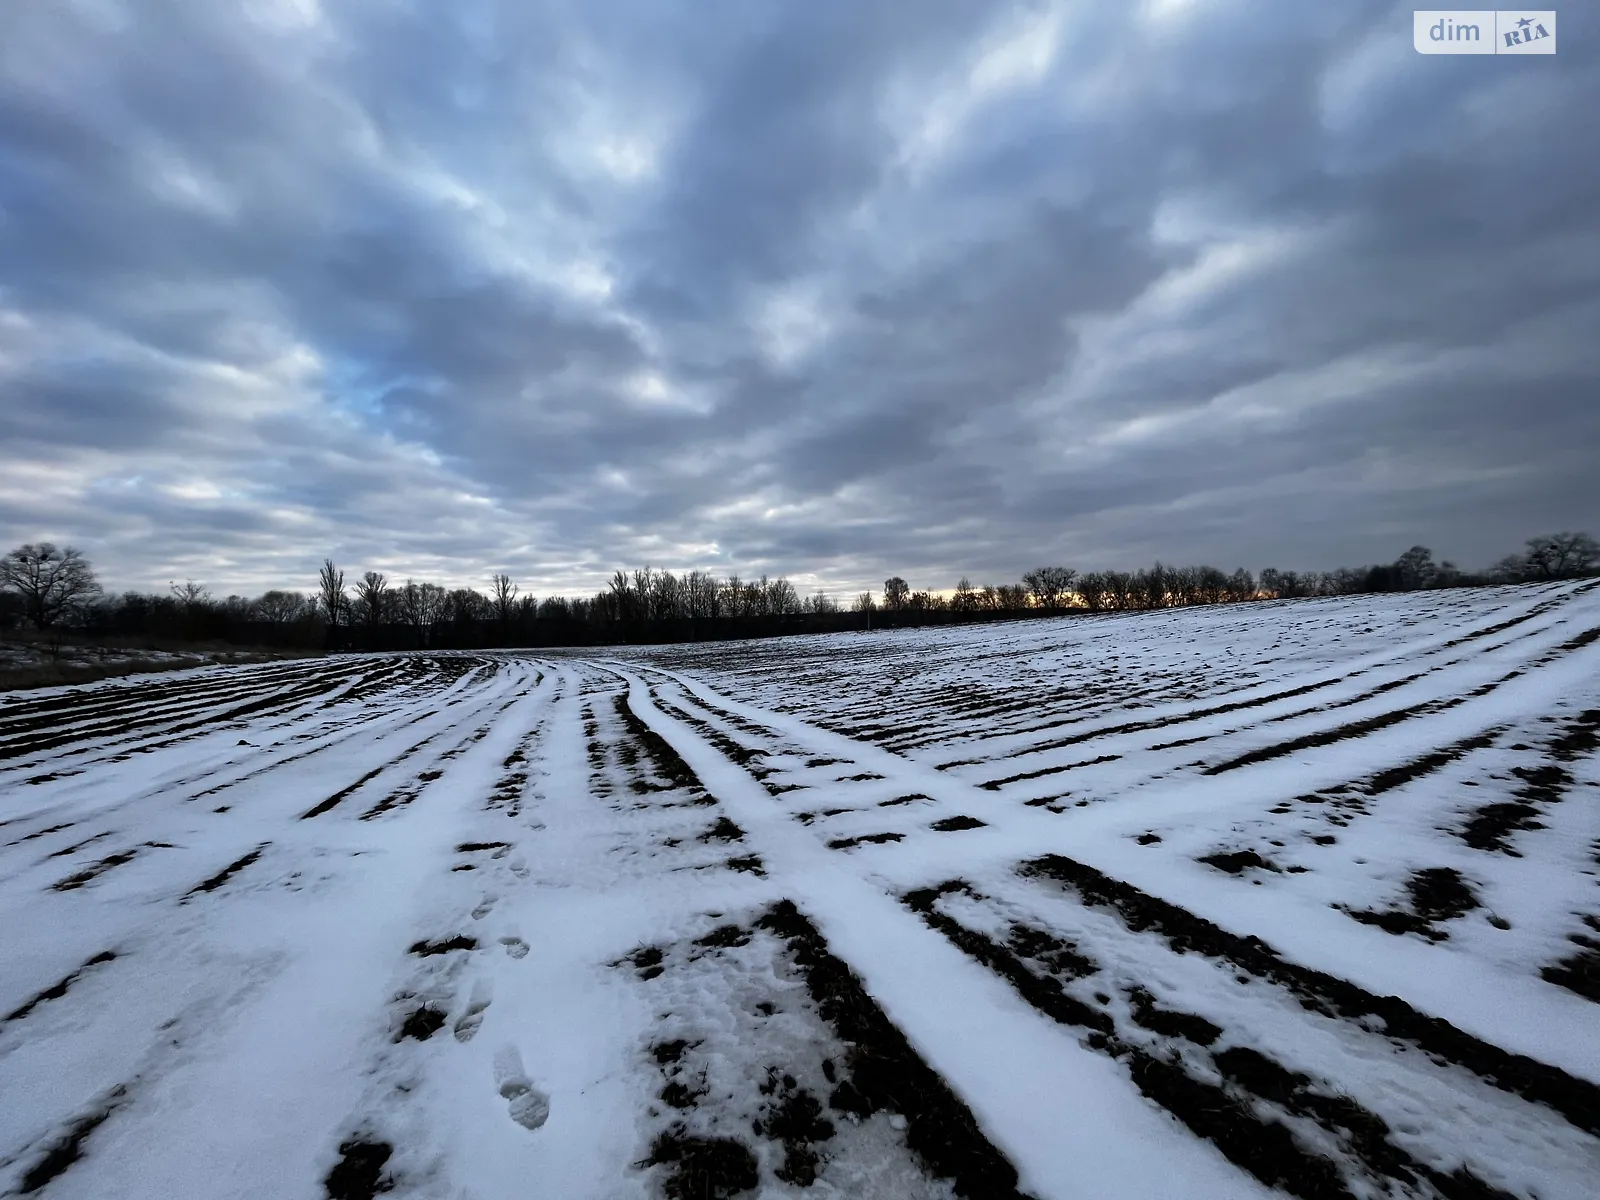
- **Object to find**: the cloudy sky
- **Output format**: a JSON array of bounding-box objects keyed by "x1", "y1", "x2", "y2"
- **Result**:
[{"x1": 1, "y1": 0, "x2": 1596, "y2": 600}]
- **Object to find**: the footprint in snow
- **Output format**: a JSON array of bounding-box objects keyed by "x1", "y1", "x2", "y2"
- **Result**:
[
  {"x1": 472, "y1": 894, "x2": 498, "y2": 920},
  {"x1": 500, "y1": 936, "x2": 529, "y2": 959},
  {"x1": 454, "y1": 980, "x2": 493, "y2": 1042},
  {"x1": 493, "y1": 1044, "x2": 550, "y2": 1131},
  {"x1": 508, "y1": 859, "x2": 530, "y2": 879}
]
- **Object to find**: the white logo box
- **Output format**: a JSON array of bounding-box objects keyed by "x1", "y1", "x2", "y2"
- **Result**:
[{"x1": 1414, "y1": 10, "x2": 1556, "y2": 54}]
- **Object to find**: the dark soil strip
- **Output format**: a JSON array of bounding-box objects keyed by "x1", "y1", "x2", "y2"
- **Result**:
[
  {"x1": 826, "y1": 832, "x2": 905, "y2": 850},
  {"x1": 1437, "y1": 598, "x2": 1568, "y2": 650},
  {"x1": 1128, "y1": 1054, "x2": 1356, "y2": 1199},
  {"x1": 1203, "y1": 698, "x2": 1456, "y2": 775},
  {"x1": 0, "y1": 661, "x2": 323, "y2": 745},
  {"x1": 408, "y1": 935, "x2": 477, "y2": 956},
  {"x1": 1461, "y1": 709, "x2": 1599, "y2": 853},
  {"x1": 4, "y1": 950, "x2": 117, "y2": 1022},
  {"x1": 755, "y1": 901, "x2": 1031, "y2": 1200},
  {"x1": 1362, "y1": 729, "x2": 1504, "y2": 797},
  {"x1": 640, "y1": 1134, "x2": 758, "y2": 1199},
  {"x1": 1347, "y1": 869, "x2": 1480, "y2": 942},
  {"x1": 45, "y1": 831, "x2": 111, "y2": 858},
  {"x1": 51, "y1": 848, "x2": 139, "y2": 891},
  {"x1": 698, "y1": 816, "x2": 746, "y2": 843},
  {"x1": 1198, "y1": 849, "x2": 1280, "y2": 875},
  {"x1": 614, "y1": 690, "x2": 705, "y2": 792},
  {"x1": 301, "y1": 765, "x2": 388, "y2": 819},
  {"x1": 962, "y1": 676, "x2": 1351, "y2": 765},
  {"x1": 1541, "y1": 916, "x2": 1600, "y2": 1004},
  {"x1": 1529, "y1": 623, "x2": 1600, "y2": 666},
  {"x1": 4, "y1": 821, "x2": 73, "y2": 846},
  {"x1": 980, "y1": 755, "x2": 1120, "y2": 790},
  {"x1": 755, "y1": 1076, "x2": 837, "y2": 1185},
  {"x1": 1548, "y1": 708, "x2": 1600, "y2": 761},
  {"x1": 3, "y1": 668, "x2": 355, "y2": 764},
  {"x1": 359, "y1": 785, "x2": 421, "y2": 820},
  {"x1": 299, "y1": 731, "x2": 442, "y2": 820},
  {"x1": 931, "y1": 815, "x2": 988, "y2": 831},
  {"x1": 324, "y1": 1138, "x2": 394, "y2": 1199},
  {"x1": 1022, "y1": 854, "x2": 1600, "y2": 1136},
  {"x1": 18, "y1": 1086, "x2": 127, "y2": 1193},
  {"x1": 902, "y1": 885, "x2": 1353, "y2": 1199},
  {"x1": 908, "y1": 883, "x2": 1511, "y2": 1200},
  {"x1": 904, "y1": 883, "x2": 1112, "y2": 1035},
  {"x1": 396, "y1": 1005, "x2": 446, "y2": 1041},
  {"x1": 1206, "y1": 1048, "x2": 1513, "y2": 1200},
  {"x1": 182, "y1": 844, "x2": 267, "y2": 899},
  {"x1": 655, "y1": 696, "x2": 769, "y2": 769},
  {"x1": 1128, "y1": 986, "x2": 1221, "y2": 1045}
]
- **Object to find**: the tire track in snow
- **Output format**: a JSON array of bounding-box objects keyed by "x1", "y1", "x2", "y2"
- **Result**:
[{"x1": 593, "y1": 665, "x2": 1277, "y2": 1200}]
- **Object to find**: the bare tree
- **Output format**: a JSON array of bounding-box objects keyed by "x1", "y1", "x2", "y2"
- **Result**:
[
  {"x1": 170, "y1": 579, "x2": 211, "y2": 608},
  {"x1": 538, "y1": 595, "x2": 572, "y2": 620},
  {"x1": 1487, "y1": 554, "x2": 1532, "y2": 584},
  {"x1": 318, "y1": 558, "x2": 347, "y2": 626},
  {"x1": 608, "y1": 570, "x2": 636, "y2": 624},
  {"x1": 0, "y1": 543, "x2": 102, "y2": 630},
  {"x1": 491, "y1": 573, "x2": 517, "y2": 632},
  {"x1": 1136, "y1": 563, "x2": 1170, "y2": 610},
  {"x1": 1525, "y1": 532, "x2": 1599, "y2": 580},
  {"x1": 685, "y1": 570, "x2": 719, "y2": 619},
  {"x1": 720, "y1": 574, "x2": 745, "y2": 618},
  {"x1": 1171, "y1": 566, "x2": 1204, "y2": 607},
  {"x1": 446, "y1": 587, "x2": 488, "y2": 627},
  {"x1": 256, "y1": 590, "x2": 307, "y2": 624},
  {"x1": 744, "y1": 576, "x2": 768, "y2": 617},
  {"x1": 883, "y1": 577, "x2": 909, "y2": 611},
  {"x1": 651, "y1": 569, "x2": 684, "y2": 621},
  {"x1": 1394, "y1": 546, "x2": 1436, "y2": 591},
  {"x1": 352, "y1": 570, "x2": 388, "y2": 635},
  {"x1": 1022, "y1": 567, "x2": 1076, "y2": 610},
  {"x1": 806, "y1": 590, "x2": 839, "y2": 614},
  {"x1": 1075, "y1": 572, "x2": 1108, "y2": 612},
  {"x1": 996, "y1": 583, "x2": 1029, "y2": 610},
  {"x1": 630, "y1": 567, "x2": 652, "y2": 618},
  {"x1": 397, "y1": 579, "x2": 448, "y2": 645},
  {"x1": 1104, "y1": 571, "x2": 1135, "y2": 610},
  {"x1": 767, "y1": 576, "x2": 801, "y2": 615}
]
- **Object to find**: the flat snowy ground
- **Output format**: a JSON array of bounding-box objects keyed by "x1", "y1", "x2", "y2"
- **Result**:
[{"x1": 2, "y1": 584, "x2": 1598, "y2": 1200}]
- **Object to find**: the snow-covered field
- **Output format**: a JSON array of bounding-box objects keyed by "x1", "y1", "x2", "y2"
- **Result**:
[{"x1": 2, "y1": 583, "x2": 1598, "y2": 1200}]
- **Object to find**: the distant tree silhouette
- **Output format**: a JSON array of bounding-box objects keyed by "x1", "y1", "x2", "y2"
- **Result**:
[
  {"x1": 318, "y1": 559, "x2": 346, "y2": 629},
  {"x1": 256, "y1": 590, "x2": 307, "y2": 625},
  {"x1": 0, "y1": 543, "x2": 101, "y2": 630},
  {"x1": 491, "y1": 573, "x2": 517, "y2": 634},
  {"x1": 1022, "y1": 566, "x2": 1076, "y2": 610},
  {"x1": 354, "y1": 570, "x2": 388, "y2": 640},
  {"x1": 1525, "y1": 532, "x2": 1598, "y2": 580},
  {"x1": 397, "y1": 579, "x2": 448, "y2": 646},
  {"x1": 13, "y1": 526, "x2": 1594, "y2": 661},
  {"x1": 1394, "y1": 546, "x2": 1437, "y2": 591}
]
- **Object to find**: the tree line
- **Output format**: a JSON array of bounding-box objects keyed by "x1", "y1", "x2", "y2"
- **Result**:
[{"x1": 1, "y1": 532, "x2": 1595, "y2": 652}]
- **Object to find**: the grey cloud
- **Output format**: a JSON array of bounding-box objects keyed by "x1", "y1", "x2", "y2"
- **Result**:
[{"x1": 1, "y1": 0, "x2": 1596, "y2": 596}]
